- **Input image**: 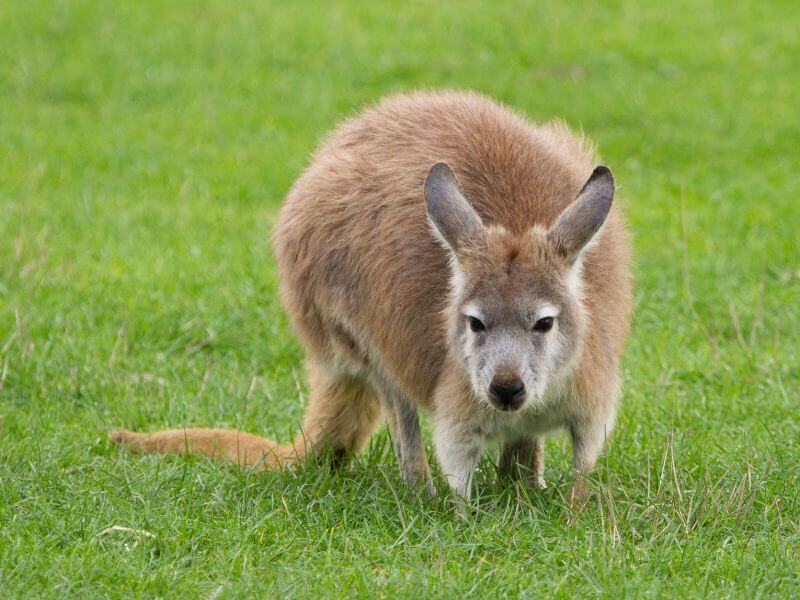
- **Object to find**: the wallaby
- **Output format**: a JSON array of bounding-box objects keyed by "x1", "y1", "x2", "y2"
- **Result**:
[{"x1": 110, "y1": 91, "x2": 632, "y2": 502}]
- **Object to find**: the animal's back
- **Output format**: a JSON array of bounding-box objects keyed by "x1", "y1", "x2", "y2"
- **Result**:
[{"x1": 274, "y1": 91, "x2": 630, "y2": 406}]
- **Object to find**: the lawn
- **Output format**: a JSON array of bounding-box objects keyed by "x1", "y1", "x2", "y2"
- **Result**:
[{"x1": 1, "y1": 0, "x2": 798, "y2": 597}]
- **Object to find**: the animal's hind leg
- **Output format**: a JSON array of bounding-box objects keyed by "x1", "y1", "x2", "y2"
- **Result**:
[
  {"x1": 378, "y1": 381, "x2": 434, "y2": 498},
  {"x1": 498, "y1": 437, "x2": 546, "y2": 488},
  {"x1": 293, "y1": 363, "x2": 382, "y2": 465}
]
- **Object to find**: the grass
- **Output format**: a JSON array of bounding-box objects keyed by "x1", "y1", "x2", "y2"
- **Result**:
[{"x1": 1, "y1": 0, "x2": 798, "y2": 597}]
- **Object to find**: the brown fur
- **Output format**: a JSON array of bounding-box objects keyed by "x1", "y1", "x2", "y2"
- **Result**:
[{"x1": 110, "y1": 91, "x2": 632, "y2": 501}]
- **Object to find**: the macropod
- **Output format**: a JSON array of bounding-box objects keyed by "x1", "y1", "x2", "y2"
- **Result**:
[{"x1": 111, "y1": 91, "x2": 633, "y2": 502}]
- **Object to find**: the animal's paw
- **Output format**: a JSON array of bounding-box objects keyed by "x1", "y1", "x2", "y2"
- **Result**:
[{"x1": 567, "y1": 483, "x2": 592, "y2": 509}]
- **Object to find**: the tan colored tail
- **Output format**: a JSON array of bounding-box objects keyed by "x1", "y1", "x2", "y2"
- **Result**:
[
  {"x1": 108, "y1": 427, "x2": 307, "y2": 470},
  {"x1": 110, "y1": 367, "x2": 383, "y2": 471}
]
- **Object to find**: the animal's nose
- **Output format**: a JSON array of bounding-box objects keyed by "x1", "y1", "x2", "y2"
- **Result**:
[{"x1": 488, "y1": 377, "x2": 526, "y2": 411}]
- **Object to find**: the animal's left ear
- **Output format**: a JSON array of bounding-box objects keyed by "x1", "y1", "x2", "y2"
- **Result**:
[{"x1": 547, "y1": 166, "x2": 614, "y2": 263}]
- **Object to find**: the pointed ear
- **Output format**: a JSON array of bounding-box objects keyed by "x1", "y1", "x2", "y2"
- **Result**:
[
  {"x1": 424, "y1": 162, "x2": 484, "y2": 253},
  {"x1": 547, "y1": 166, "x2": 614, "y2": 263}
]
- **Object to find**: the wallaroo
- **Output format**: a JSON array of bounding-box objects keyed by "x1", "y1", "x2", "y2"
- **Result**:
[{"x1": 111, "y1": 91, "x2": 633, "y2": 502}]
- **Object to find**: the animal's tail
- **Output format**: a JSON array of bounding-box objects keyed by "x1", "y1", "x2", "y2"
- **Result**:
[
  {"x1": 108, "y1": 427, "x2": 308, "y2": 470},
  {"x1": 110, "y1": 368, "x2": 383, "y2": 470}
]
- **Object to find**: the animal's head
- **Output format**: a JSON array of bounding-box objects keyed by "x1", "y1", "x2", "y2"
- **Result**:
[{"x1": 424, "y1": 162, "x2": 614, "y2": 412}]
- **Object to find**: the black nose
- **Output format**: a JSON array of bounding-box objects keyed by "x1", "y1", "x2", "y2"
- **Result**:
[{"x1": 488, "y1": 377, "x2": 526, "y2": 411}]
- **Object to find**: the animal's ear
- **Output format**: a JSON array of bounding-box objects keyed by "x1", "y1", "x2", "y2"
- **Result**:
[
  {"x1": 424, "y1": 162, "x2": 484, "y2": 253},
  {"x1": 547, "y1": 166, "x2": 614, "y2": 263}
]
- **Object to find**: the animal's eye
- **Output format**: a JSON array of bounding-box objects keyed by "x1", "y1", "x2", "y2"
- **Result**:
[
  {"x1": 468, "y1": 316, "x2": 486, "y2": 332},
  {"x1": 533, "y1": 317, "x2": 554, "y2": 332}
]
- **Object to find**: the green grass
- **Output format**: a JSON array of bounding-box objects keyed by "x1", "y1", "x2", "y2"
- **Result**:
[{"x1": 1, "y1": 0, "x2": 799, "y2": 597}]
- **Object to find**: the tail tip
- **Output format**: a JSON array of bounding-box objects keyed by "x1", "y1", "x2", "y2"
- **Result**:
[{"x1": 108, "y1": 429, "x2": 143, "y2": 445}]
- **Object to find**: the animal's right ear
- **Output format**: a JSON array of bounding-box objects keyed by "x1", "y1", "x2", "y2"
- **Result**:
[{"x1": 424, "y1": 162, "x2": 484, "y2": 253}]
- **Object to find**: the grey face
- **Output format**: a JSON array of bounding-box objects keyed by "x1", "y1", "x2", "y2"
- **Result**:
[{"x1": 455, "y1": 269, "x2": 582, "y2": 412}]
